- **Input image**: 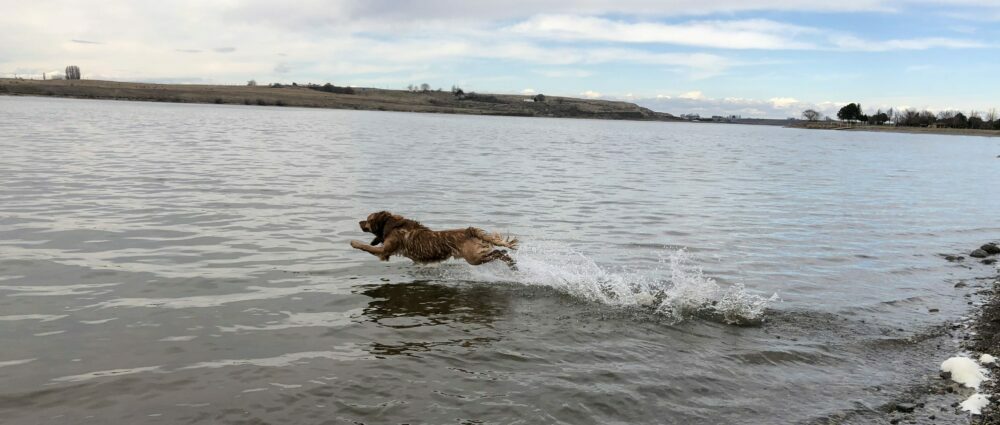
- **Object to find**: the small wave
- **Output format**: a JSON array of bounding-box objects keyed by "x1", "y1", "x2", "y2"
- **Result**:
[{"x1": 440, "y1": 243, "x2": 779, "y2": 325}]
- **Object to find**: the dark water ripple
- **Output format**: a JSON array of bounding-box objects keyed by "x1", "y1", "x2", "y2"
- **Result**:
[{"x1": 1, "y1": 96, "x2": 999, "y2": 424}]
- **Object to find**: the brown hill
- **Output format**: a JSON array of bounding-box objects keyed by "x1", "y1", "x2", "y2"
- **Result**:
[{"x1": 0, "y1": 79, "x2": 677, "y2": 121}]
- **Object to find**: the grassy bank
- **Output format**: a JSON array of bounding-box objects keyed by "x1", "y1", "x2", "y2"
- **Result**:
[
  {"x1": 0, "y1": 78, "x2": 678, "y2": 121},
  {"x1": 790, "y1": 121, "x2": 1000, "y2": 137}
]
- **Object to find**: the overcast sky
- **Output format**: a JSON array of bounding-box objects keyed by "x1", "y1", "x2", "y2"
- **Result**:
[{"x1": 2, "y1": 0, "x2": 998, "y2": 118}]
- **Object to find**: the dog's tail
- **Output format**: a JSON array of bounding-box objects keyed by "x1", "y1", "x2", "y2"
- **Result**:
[{"x1": 467, "y1": 227, "x2": 519, "y2": 250}]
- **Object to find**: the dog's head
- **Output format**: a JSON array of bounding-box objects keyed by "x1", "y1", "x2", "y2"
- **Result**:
[{"x1": 359, "y1": 211, "x2": 403, "y2": 245}]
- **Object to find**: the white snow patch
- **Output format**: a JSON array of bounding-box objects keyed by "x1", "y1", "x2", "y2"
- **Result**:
[
  {"x1": 961, "y1": 393, "x2": 990, "y2": 415},
  {"x1": 981, "y1": 354, "x2": 996, "y2": 365},
  {"x1": 942, "y1": 356, "x2": 989, "y2": 389}
]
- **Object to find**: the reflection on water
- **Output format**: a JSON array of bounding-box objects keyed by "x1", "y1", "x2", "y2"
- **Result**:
[
  {"x1": 358, "y1": 281, "x2": 507, "y2": 357},
  {"x1": 1, "y1": 97, "x2": 999, "y2": 424},
  {"x1": 368, "y1": 336, "x2": 501, "y2": 358},
  {"x1": 358, "y1": 281, "x2": 508, "y2": 328}
]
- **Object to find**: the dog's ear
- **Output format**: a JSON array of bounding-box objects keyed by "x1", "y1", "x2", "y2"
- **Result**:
[
  {"x1": 367, "y1": 211, "x2": 399, "y2": 245},
  {"x1": 368, "y1": 211, "x2": 390, "y2": 234},
  {"x1": 381, "y1": 215, "x2": 403, "y2": 239}
]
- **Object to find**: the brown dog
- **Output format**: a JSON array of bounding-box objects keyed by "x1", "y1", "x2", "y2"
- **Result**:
[{"x1": 350, "y1": 211, "x2": 518, "y2": 269}]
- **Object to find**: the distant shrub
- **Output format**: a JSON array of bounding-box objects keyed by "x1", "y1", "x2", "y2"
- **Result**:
[
  {"x1": 309, "y1": 83, "x2": 355, "y2": 94},
  {"x1": 214, "y1": 98, "x2": 224, "y2": 104},
  {"x1": 466, "y1": 92, "x2": 502, "y2": 103},
  {"x1": 256, "y1": 98, "x2": 267, "y2": 106},
  {"x1": 243, "y1": 98, "x2": 251, "y2": 105},
  {"x1": 533, "y1": 94, "x2": 546, "y2": 102},
  {"x1": 275, "y1": 99, "x2": 286, "y2": 106}
]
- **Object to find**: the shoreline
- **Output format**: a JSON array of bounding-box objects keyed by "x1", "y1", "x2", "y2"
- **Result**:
[
  {"x1": 967, "y1": 257, "x2": 1000, "y2": 424},
  {"x1": 0, "y1": 78, "x2": 679, "y2": 122},
  {"x1": 887, "y1": 243, "x2": 1000, "y2": 424},
  {"x1": 788, "y1": 122, "x2": 1000, "y2": 138}
]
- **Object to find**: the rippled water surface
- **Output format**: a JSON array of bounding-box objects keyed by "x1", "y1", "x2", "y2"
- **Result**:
[{"x1": 2, "y1": 96, "x2": 999, "y2": 424}]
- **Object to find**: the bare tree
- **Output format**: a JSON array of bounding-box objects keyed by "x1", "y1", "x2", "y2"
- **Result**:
[
  {"x1": 420, "y1": 83, "x2": 430, "y2": 92},
  {"x1": 987, "y1": 108, "x2": 998, "y2": 123},
  {"x1": 247, "y1": 79, "x2": 257, "y2": 86},
  {"x1": 900, "y1": 109, "x2": 920, "y2": 126},
  {"x1": 969, "y1": 111, "x2": 984, "y2": 129},
  {"x1": 801, "y1": 109, "x2": 821, "y2": 121},
  {"x1": 918, "y1": 110, "x2": 937, "y2": 127},
  {"x1": 65, "y1": 65, "x2": 81, "y2": 80}
]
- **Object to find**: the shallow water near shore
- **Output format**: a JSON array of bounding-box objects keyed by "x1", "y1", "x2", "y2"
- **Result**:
[{"x1": 1, "y1": 96, "x2": 999, "y2": 424}]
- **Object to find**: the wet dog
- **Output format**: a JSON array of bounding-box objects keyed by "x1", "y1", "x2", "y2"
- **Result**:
[{"x1": 350, "y1": 211, "x2": 517, "y2": 269}]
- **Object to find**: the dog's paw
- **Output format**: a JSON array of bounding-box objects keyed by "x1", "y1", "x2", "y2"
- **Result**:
[{"x1": 350, "y1": 240, "x2": 365, "y2": 249}]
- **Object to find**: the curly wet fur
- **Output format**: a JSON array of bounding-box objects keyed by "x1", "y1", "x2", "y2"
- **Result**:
[{"x1": 351, "y1": 211, "x2": 517, "y2": 269}]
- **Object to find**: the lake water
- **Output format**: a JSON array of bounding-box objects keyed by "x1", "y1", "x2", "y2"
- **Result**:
[{"x1": 1, "y1": 96, "x2": 999, "y2": 424}]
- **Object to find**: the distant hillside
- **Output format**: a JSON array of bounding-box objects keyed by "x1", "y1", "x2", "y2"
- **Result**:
[{"x1": 0, "y1": 79, "x2": 678, "y2": 121}]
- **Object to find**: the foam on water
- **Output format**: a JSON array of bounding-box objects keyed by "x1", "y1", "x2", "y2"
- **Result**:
[
  {"x1": 961, "y1": 393, "x2": 990, "y2": 415},
  {"x1": 442, "y1": 242, "x2": 778, "y2": 324},
  {"x1": 941, "y1": 356, "x2": 988, "y2": 389}
]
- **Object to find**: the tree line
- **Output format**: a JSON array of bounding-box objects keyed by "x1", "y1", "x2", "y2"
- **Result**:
[
  {"x1": 803, "y1": 103, "x2": 1000, "y2": 130},
  {"x1": 253, "y1": 81, "x2": 356, "y2": 94}
]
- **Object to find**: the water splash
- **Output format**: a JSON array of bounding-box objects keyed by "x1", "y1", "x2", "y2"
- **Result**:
[{"x1": 441, "y1": 242, "x2": 779, "y2": 325}]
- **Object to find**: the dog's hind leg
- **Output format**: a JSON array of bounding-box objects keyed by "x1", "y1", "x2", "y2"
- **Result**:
[{"x1": 470, "y1": 249, "x2": 517, "y2": 270}]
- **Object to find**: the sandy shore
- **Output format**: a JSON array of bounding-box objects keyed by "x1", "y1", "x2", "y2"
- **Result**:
[{"x1": 0, "y1": 78, "x2": 678, "y2": 121}]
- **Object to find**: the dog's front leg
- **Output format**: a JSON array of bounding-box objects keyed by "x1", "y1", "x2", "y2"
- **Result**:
[
  {"x1": 350, "y1": 240, "x2": 393, "y2": 261},
  {"x1": 351, "y1": 240, "x2": 384, "y2": 256}
]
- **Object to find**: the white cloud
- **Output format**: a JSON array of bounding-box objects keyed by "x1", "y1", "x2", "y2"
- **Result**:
[
  {"x1": 769, "y1": 97, "x2": 799, "y2": 109},
  {"x1": 678, "y1": 90, "x2": 705, "y2": 100},
  {"x1": 509, "y1": 16, "x2": 816, "y2": 49},
  {"x1": 905, "y1": 64, "x2": 932, "y2": 72},
  {"x1": 633, "y1": 92, "x2": 983, "y2": 119},
  {"x1": 521, "y1": 88, "x2": 536, "y2": 94},
  {"x1": 532, "y1": 68, "x2": 593, "y2": 78},
  {"x1": 508, "y1": 15, "x2": 986, "y2": 52},
  {"x1": 224, "y1": 0, "x2": 896, "y2": 26},
  {"x1": 828, "y1": 35, "x2": 987, "y2": 51},
  {"x1": 581, "y1": 90, "x2": 603, "y2": 98},
  {"x1": 634, "y1": 91, "x2": 841, "y2": 118}
]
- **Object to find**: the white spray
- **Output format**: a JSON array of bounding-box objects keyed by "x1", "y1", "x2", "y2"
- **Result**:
[{"x1": 441, "y1": 243, "x2": 779, "y2": 325}]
